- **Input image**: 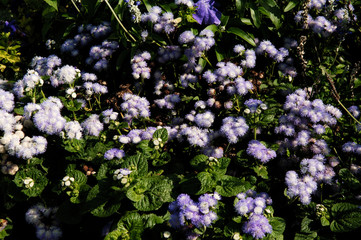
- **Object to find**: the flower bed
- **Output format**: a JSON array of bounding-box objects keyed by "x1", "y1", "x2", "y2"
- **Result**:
[{"x1": 1, "y1": 0, "x2": 361, "y2": 239}]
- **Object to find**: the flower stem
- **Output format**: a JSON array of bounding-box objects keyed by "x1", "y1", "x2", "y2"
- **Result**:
[{"x1": 103, "y1": 0, "x2": 137, "y2": 42}]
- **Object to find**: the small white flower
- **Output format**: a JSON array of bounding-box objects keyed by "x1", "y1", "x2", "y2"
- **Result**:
[
  {"x1": 163, "y1": 231, "x2": 171, "y2": 238},
  {"x1": 23, "y1": 177, "x2": 35, "y2": 188}
]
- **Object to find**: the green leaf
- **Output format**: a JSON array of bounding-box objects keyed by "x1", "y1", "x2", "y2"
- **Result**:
[
  {"x1": 253, "y1": 165, "x2": 269, "y2": 179},
  {"x1": 127, "y1": 177, "x2": 173, "y2": 211},
  {"x1": 142, "y1": 213, "x2": 167, "y2": 229},
  {"x1": 196, "y1": 172, "x2": 217, "y2": 194},
  {"x1": 215, "y1": 175, "x2": 251, "y2": 197},
  {"x1": 250, "y1": 3, "x2": 261, "y2": 28},
  {"x1": 266, "y1": 217, "x2": 286, "y2": 239},
  {"x1": 330, "y1": 202, "x2": 361, "y2": 232},
  {"x1": 190, "y1": 154, "x2": 209, "y2": 170},
  {"x1": 227, "y1": 27, "x2": 256, "y2": 46},
  {"x1": 284, "y1": 1, "x2": 299, "y2": 12},
  {"x1": 43, "y1": 0, "x2": 58, "y2": 11},
  {"x1": 152, "y1": 128, "x2": 168, "y2": 143},
  {"x1": 122, "y1": 153, "x2": 148, "y2": 176},
  {"x1": 13, "y1": 168, "x2": 48, "y2": 198},
  {"x1": 320, "y1": 216, "x2": 330, "y2": 226}
]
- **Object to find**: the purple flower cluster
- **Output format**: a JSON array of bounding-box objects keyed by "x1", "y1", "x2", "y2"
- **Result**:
[
  {"x1": 25, "y1": 204, "x2": 62, "y2": 240},
  {"x1": 101, "y1": 109, "x2": 119, "y2": 124},
  {"x1": 220, "y1": 116, "x2": 249, "y2": 144},
  {"x1": 179, "y1": 125, "x2": 211, "y2": 147},
  {"x1": 342, "y1": 141, "x2": 361, "y2": 155},
  {"x1": 234, "y1": 190, "x2": 273, "y2": 239},
  {"x1": 141, "y1": 6, "x2": 176, "y2": 34},
  {"x1": 194, "y1": 111, "x2": 215, "y2": 128},
  {"x1": 285, "y1": 154, "x2": 335, "y2": 205},
  {"x1": 154, "y1": 94, "x2": 181, "y2": 109},
  {"x1": 118, "y1": 127, "x2": 157, "y2": 144},
  {"x1": 81, "y1": 114, "x2": 104, "y2": 137},
  {"x1": 13, "y1": 70, "x2": 44, "y2": 98},
  {"x1": 104, "y1": 148, "x2": 125, "y2": 160},
  {"x1": 30, "y1": 55, "x2": 62, "y2": 76},
  {"x1": 0, "y1": 88, "x2": 14, "y2": 112},
  {"x1": 61, "y1": 22, "x2": 111, "y2": 56},
  {"x1": 202, "y1": 62, "x2": 253, "y2": 97},
  {"x1": 243, "y1": 214, "x2": 273, "y2": 239},
  {"x1": 131, "y1": 51, "x2": 151, "y2": 80},
  {"x1": 348, "y1": 105, "x2": 360, "y2": 118},
  {"x1": 51, "y1": 65, "x2": 81, "y2": 87},
  {"x1": 256, "y1": 40, "x2": 289, "y2": 63},
  {"x1": 120, "y1": 93, "x2": 151, "y2": 123},
  {"x1": 247, "y1": 140, "x2": 276, "y2": 163},
  {"x1": 244, "y1": 99, "x2": 266, "y2": 113},
  {"x1": 63, "y1": 121, "x2": 83, "y2": 140},
  {"x1": 275, "y1": 89, "x2": 341, "y2": 155},
  {"x1": 169, "y1": 192, "x2": 220, "y2": 229},
  {"x1": 157, "y1": 45, "x2": 182, "y2": 63},
  {"x1": 255, "y1": 39, "x2": 297, "y2": 77},
  {"x1": 181, "y1": 29, "x2": 215, "y2": 72},
  {"x1": 32, "y1": 97, "x2": 67, "y2": 135},
  {"x1": 294, "y1": 1, "x2": 356, "y2": 37},
  {"x1": 86, "y1": 40, "x2": 119, "y2": 72}
]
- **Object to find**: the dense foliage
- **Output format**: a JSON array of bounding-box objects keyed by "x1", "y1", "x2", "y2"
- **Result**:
[{"x1": 1, "y1": 0, "x2": 361, "y2": 239}]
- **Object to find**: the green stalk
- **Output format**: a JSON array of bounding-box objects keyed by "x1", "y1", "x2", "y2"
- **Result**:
[
  {"x1": 70, "y1": 0, "x2": 81, "y2": 14},
  {"x1": 103, "y1": 0, "x2": 137, "y2": 42}
]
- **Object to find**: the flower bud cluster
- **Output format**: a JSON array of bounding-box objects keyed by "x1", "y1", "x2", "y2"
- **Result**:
[
  {"x1": 247, "y1": 140, "x2": 276, "y2": 163},
  {"x1": 244, "y1": 99, "x2": 267, "y2": 114},
  {"x1": 61, "y1": 22, "x2": 111, "y2": 56},
  {"x1": 25, "y1": 204, "x2": 62, "y2": 240},
  {"x1": 124, "y1": 0, "x2": 142, "y2": 23},
  {"x1": 141, "y1": 7, "x2": 177, "y2": 34},
  {"x1": 295, "y1": 1, "x2": 357, "y2": 37},
  {"x1": 104, "y1": 148, "x2": 125, "y2": 160},
  {"x1": 342, "y1": 141, "x2": 361, "y2": 155},
  {"x1": 220, "y1": 116, "x2": 249, "y2": 144},
  {"x1": 61, "y1": 175, "x2": 75, "y2": 187},
  {"x1": 285, "y1": 154, "x2": 335, "y2": 205},
  {"x1": 1, "y1": 161, "x2": 19, "y2": 175},
  {"x1": 30, "y1": 55, "x2": 62, "y2": 76},
  {"x1": 113, "y1": 168, "x2": 132, "y2": 184},
  {"x1": 86, "y1": 40, "x2": 119, "y2": 72},
  {"x1": 157, "y1": 45, "x2": 182, "y2": 64},
  {"x1": 118, "y1": 127, "x2": 157, "y2": 144},
  {"x1": 234, "y1": 190, "x2": 273, "y2": 239},
  {"x1": 121, "y1": 93, "x2": 151, "y2": 123},
  {"x1": 168, "y1": 192, "x2": 220, "y2": 229},
  {"x1": 275, "y1": 89, "x2": 341, "y2": 155},
  {"x1": 130, "y1": 51, "x2": 151, "y2": 80}
]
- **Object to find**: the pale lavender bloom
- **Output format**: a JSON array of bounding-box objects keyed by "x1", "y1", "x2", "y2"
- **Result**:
[
  {"x1": 179, "y1": 31, "x2": 196, "y2": 44},
  {"x1": 64, "y1": 121, "x2": 83, "y2": 139},
  {"x1": 194, "y1": 111, "x2": 215, "y2": 128},
  {"x1": 0, "y1": 89, "x2": 14, "y2": 112},
  {"x1": 220, "y1": 116, "x2": 249, "y2": 144},
  {"x1": 53, "y1": 65, "x2": 80, "y2": 86},
  {"x1": 101, "y1": 109, "x2": 118, "y2": 123},
  {"x1": 242, "y1": 214, "x2": 272, "y2": 239},
  {"x1": 81, "y1": 114, "x2": 104, "y2": 136},
  {"x1": 247, "y1": 140, "x2": 276, "y2": 163},
  {"x1": 348, "y1": 105, "x2": 360, "y2": 118},
  {"x1": 104, "y1": 148, "x2": 125, "y2": 160}
]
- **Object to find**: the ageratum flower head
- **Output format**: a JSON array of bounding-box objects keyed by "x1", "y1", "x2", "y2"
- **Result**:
[{"x1": 193, "y1": 0, "x2": 222, "y2": 25}]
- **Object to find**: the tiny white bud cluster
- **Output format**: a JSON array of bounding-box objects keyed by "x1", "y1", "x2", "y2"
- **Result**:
[
  {"x1": 23, "y1": 177, "x2": 35, "y2": 188},
  {"x1": 61, "y1": 176, "x2": 75, "y2": 187},
  {"x1": 153, "y1": 137, "x2": 164, "y2": 150}
]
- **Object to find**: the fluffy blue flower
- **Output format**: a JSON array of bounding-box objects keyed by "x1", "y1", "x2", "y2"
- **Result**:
[{"x1": 193, "y1": 0, "x2": 221, "y2": 25}]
